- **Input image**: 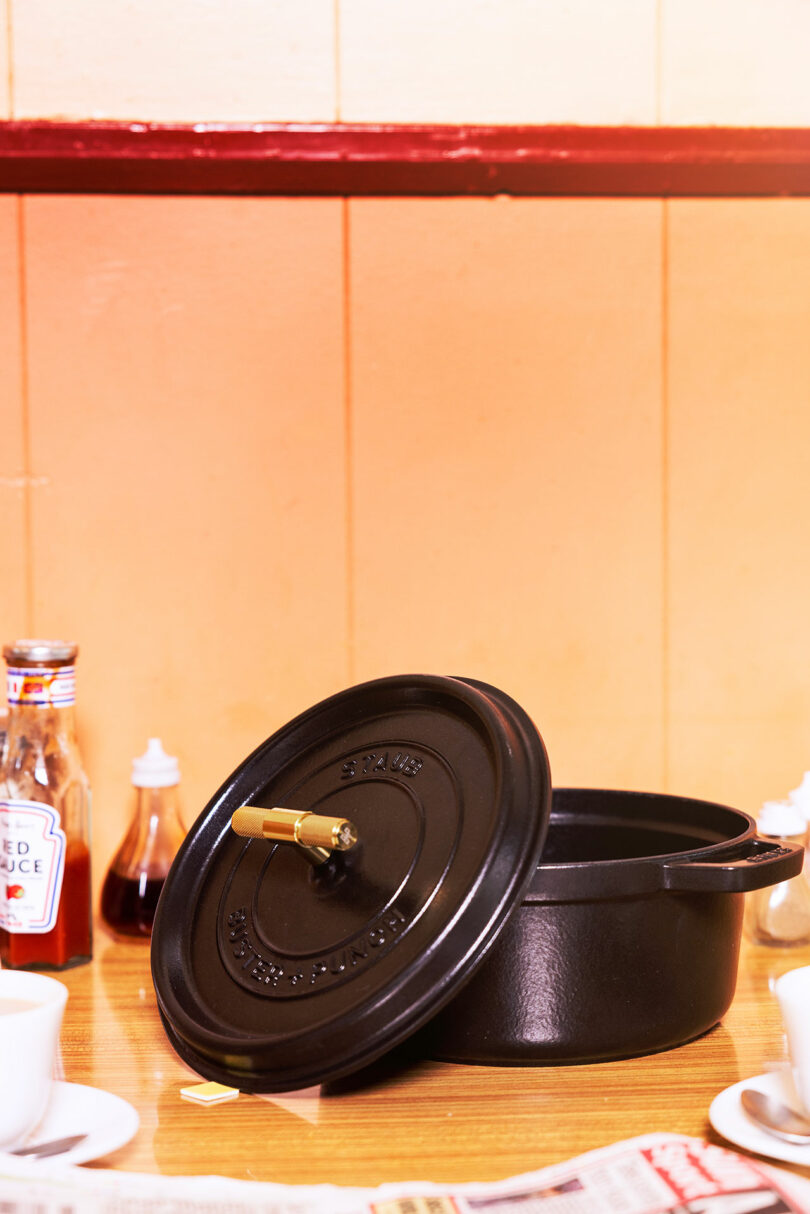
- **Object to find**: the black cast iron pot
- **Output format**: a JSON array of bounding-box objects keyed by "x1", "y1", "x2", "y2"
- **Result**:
[
  {"x1": 151, "y1": 675, "x2": 803, "y2": 1090},
  {"x1": 423, "y1": 786, "x2": 802, "y2": 1064}
]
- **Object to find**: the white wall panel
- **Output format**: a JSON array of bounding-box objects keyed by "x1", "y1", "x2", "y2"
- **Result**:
[
  {"x1": 11, "y1": 0, "x2": 337, "y2": 122},
  {"x1": 0, "y1": 1, "x2": 10, "y2": 117},
  {"x1": 339, "y1": 0, "x2": 658, "y2": 124},
  {"x1": 662, "y1": 0, "x2": 810, "y2": 125}
]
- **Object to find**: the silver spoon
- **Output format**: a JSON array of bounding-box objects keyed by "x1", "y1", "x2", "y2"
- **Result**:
[
  {"x1": 9, "y1": 1133, "x2": 87, "y2": 1159},
  {"x1": 741, "y1": 1089, "x2": 810, "y2": 1145}
]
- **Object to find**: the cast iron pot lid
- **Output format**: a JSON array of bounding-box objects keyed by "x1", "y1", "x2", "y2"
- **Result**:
[{"x1": 151, "y1": 673, "x2": 551, "y2": 1092}]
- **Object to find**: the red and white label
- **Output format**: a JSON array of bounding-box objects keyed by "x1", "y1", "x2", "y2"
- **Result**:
[
  {"x1": 0, "y1": 800, "x2": 66, "y2": 933},
  {"x1": 6, "y1": 665, "x2": 76, "y2": 708}
]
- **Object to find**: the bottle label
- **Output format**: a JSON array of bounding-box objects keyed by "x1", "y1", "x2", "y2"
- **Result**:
[
  {"x1": 6, "y1": 665, "x2": 76, "y2": 708},
  {"x1": 0, "y1": 800, "x2": 66, "y2": 933}
]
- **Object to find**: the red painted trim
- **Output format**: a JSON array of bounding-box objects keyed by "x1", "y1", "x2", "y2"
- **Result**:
[{"x1": 2, "y1": 121, "x2": 810, "y2": 196}]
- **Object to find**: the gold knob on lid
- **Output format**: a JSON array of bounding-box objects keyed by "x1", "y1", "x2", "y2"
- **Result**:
[{"x1": 231, "y1": 806, "x2": 358, "y2": 865}]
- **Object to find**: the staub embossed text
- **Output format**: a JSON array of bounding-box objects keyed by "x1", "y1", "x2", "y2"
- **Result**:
[{"x1": 340, "y1": 751, "x2": 423, "y2": 780}]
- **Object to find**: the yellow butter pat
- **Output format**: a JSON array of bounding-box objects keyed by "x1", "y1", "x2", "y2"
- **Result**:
[{"x1": 180, "y1": 1082, "x2": 240, "y2": 1105}]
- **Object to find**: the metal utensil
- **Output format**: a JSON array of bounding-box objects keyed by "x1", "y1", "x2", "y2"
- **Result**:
[
  {"x1": 9, "y1": 1133, "x2": 87, "y2": 1158},
  {"x1": 741, "y1": 1088, "x2": 810, "y2": 1145}
]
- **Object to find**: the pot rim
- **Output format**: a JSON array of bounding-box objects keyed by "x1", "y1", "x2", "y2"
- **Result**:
[{"x1": 525, "y1": 787, "x2": 759, "y2": 902}]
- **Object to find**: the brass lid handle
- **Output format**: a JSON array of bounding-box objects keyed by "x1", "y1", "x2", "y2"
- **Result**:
[{"x1": 231, "y1": 807, "x2": 358, "y2": 858}]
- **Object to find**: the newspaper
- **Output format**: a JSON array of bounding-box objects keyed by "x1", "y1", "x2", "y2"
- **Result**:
[{"x1": 1, "y1": 1134, "x2": 809, "y2": 1213}]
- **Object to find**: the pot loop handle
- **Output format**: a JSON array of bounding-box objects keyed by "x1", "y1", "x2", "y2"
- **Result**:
[{"x1": 662, "y1": 836, "x2": 804, "y2": 893}]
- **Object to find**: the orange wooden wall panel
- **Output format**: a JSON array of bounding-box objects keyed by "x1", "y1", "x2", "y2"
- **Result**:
[
  {"x1": 349, "y1": 199, "x2": 665, "y2": 792},
  {"x1": 18, "y1": 196, "x2": 347, "y2": 879},
  {"x1": 0, "y1": 197, "x2": 27, "y2": 639},
  {"x1": 5, "y1": 192, "x2": 810, "y2": 898},
  {"x1": 668, "y1": 199, "x2": 810, "y2": 815}
]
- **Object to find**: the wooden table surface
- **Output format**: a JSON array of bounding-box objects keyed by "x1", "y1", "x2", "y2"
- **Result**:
[{"x1": 53, "y1": 923, "x2": 810, "y2": 1188}]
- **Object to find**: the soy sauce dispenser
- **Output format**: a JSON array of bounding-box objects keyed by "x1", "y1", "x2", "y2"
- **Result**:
[{"x1": 101, "y1": 739, "x2": 186, "y2": 938}]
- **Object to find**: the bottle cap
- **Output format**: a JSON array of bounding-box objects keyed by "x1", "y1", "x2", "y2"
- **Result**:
[
  {"x1": 788, "y1": 771, "x2": 810, "y2": 819},
  {"x1": 758, "y1": 800, "x2": 806, "y2": 838},
  {"x1": 3, "y1": 639, "x2": 78, "y2": 666},
  {"x1": 133, "y1": 738, "x2": 180, "y2": 788}
]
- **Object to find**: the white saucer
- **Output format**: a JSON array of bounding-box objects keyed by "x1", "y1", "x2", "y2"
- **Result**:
[
  {"x1": 0, "y1": 1081, "x2": 139, "y2": 1166},
  {"x1": 709, "y1": 1069, "x2": 810, "y2": 1166}
]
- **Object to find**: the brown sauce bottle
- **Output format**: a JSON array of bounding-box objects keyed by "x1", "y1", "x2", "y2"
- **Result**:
[{"x1": 101, "y1": 739, "x2": 186, "y2": 939}]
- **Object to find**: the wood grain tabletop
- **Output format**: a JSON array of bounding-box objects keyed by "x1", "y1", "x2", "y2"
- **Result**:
[{"x1": 52, "y1": 925, "x2": 810, "y2": 1188}]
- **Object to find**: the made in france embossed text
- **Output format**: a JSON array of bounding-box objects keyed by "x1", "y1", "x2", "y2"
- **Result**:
[{"x1": 226, "y1": 904, "x2": 408, "y2": 991}]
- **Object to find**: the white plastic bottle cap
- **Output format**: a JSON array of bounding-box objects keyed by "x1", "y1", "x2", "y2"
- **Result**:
[
  {"x1": 132, "y1": 738, "x2": 180, "y2": 788},
  {"x1": 788, "y1": 771, "x2": 810, "y2": 818},
  {"x1": 758, "y1": 799, "x2": 807, "y2": 838}
]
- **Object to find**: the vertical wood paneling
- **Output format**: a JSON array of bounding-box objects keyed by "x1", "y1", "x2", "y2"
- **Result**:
[
  {"x1": 668, "y1": 199, "x2": 810, "y2": 813},
  {"x1": 349, "y1": 198, "x2": 665, "y2": 792},
  {"x1": 0, "y1": 198, "x2": 27, "y2": 642},
  {"x1": 7, "y1": 187, "x2": 810, "y2": 882},
  {"x1": 5, "y1": 0, "x2": 810, "y2": 129},
  {"x1": 22, "y1": 196, "x2": 347, "y2": 882}
]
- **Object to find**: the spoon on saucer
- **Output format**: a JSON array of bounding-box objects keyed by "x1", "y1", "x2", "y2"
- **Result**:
[
  {"x1": 10, "y1": 1133, "x2": 87, "y2": 1159},
  {"x1": 741, "y1": 1089, "x2": 810, "y2": 1145}
]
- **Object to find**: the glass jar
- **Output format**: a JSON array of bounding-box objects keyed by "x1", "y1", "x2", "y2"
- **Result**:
[
  {"x1": 744, "y1": 801, "x2": 810, "y2": 947},
  {"x1": 0, "y1": 640, "x2": 92, "y2": 969}
]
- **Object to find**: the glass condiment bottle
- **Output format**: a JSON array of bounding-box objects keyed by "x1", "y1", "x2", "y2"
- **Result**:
[
  {"x1": 744, "y1": 801, "x2": 810, "y2": 946},
  {"x1": 0, "y1": 639, "x2": 92, "y2": 969},
  {"x1": 100, "y1": 738, "x2": 186, "y2": 938},
  {"x1": 788, "y1": 771, "x2": 810, "y2": 885},
  {"x1": 0, "y1": 704, "x2": 8, "y2": 764}
]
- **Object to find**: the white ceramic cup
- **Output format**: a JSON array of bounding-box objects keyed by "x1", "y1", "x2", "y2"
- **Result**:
[
  {"x1": 0, "y1": 970, "x2": 68, "y2": 1148},
  {"x1": 775, "y1": 964, "x2": 810, "y2": 1114}
]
